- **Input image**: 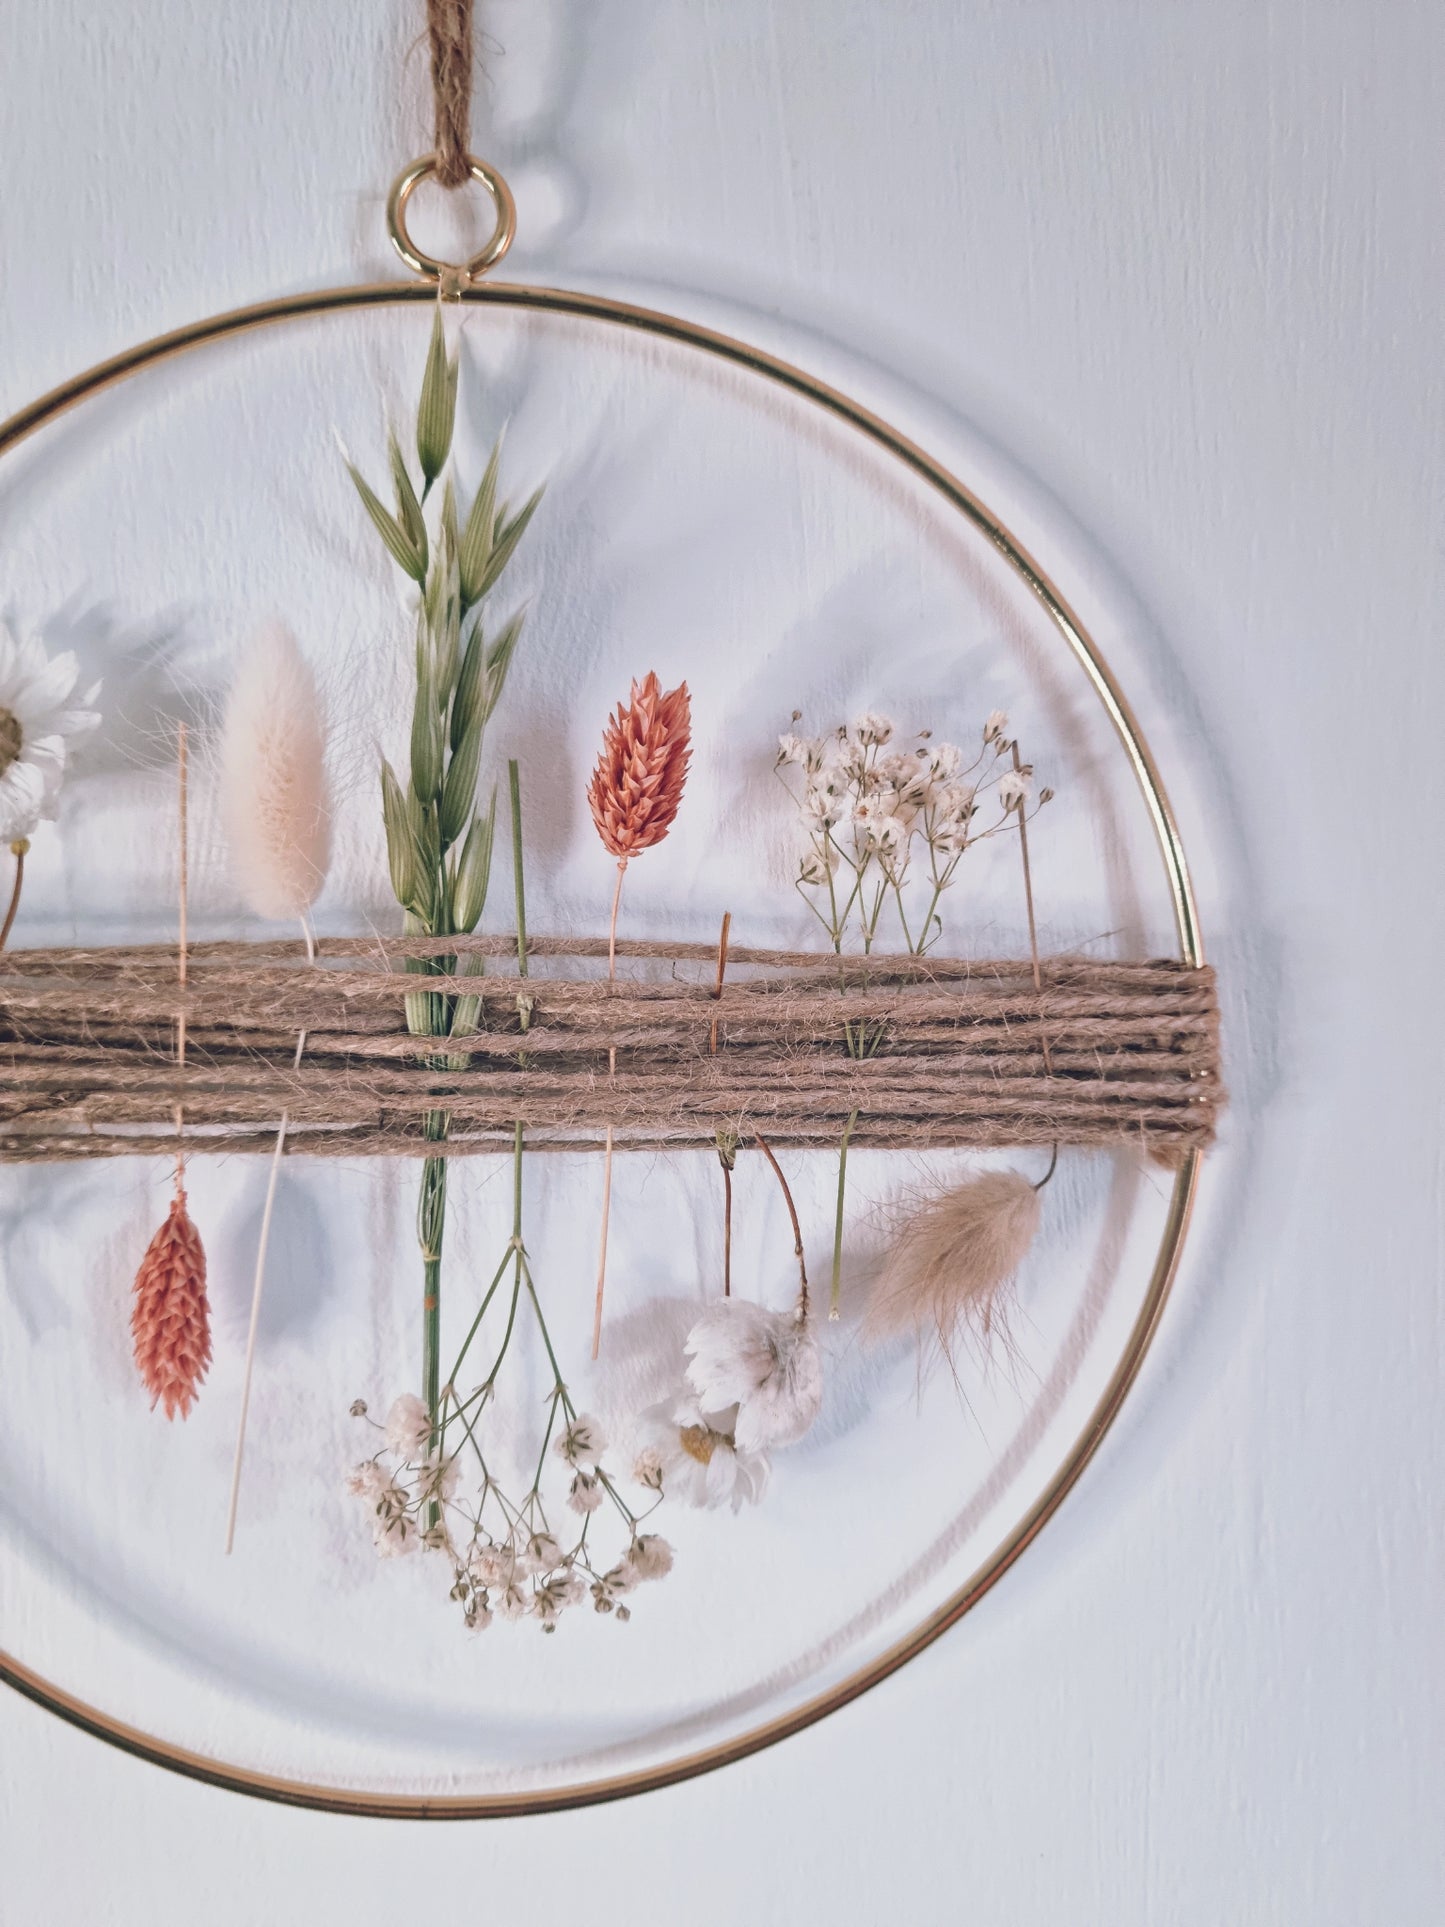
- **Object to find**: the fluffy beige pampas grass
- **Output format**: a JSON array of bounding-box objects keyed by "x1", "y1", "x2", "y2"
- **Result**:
[
  {"x1": 219, "y1": 623, "x2": 332, "y2": 922},
  {"x1": 866, "y1": 1167, "x2": 1043, "y2": 1358}
]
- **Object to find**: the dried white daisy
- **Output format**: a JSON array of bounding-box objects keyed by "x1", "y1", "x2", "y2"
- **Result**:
[
  {"x1": 633, "y1": 1397, "x2": 771, "y2": 1511},
  {"x1": 0, "y1": 625, "x2": 100, "y2": 846}
]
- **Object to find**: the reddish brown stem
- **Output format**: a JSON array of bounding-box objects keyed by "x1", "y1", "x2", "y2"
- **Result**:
[
  {"x1": 710, "y1": 909, "x2": 731, "y2": 1054},
  {"x1": 754, "y1": 1130, "x2": 808, "y2": 1318}
]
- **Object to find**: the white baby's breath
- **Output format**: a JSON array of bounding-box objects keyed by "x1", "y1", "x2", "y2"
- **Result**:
[
  {"x1": 998, "y1": 767, "x2": 1032, "y2": 810},
  {"x1": 621, "y1": 1534, "x2": 674, "y2": 1584},
  {"x1": 383, "y1": 1393, "x2": 432, "y2": 1460},
  {"x1": 850, "y1": 712, "x2": 895, "y2": 747},
  {"x1": 553, "y1": 1412, "x2": 606, "y2": 1471},
  {"x1": 567, "y1": 1470, "x2": 604, "y2": 1514}
]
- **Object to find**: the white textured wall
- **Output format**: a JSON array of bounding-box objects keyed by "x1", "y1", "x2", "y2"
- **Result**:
[{"x1": 1, "y1": 3, "x2": 1441, "y2": 1921}]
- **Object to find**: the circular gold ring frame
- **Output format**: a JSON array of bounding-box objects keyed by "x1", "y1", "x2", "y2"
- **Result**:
[{"x1": 0, "y1": 278, "x2": 1203, "y2": 1818}]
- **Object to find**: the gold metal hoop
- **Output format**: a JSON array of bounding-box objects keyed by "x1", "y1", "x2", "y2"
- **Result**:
[
  {"x1": 0, "y1": 278, "x2": 1204, "y2": 1818},
  {"x1": 385, "y1": 153, "x2": 517, "y2": 284}
]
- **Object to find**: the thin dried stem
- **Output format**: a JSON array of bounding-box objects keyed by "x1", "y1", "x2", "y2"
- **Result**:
[
  {"x1": 710, "y1": 909, "x2": 731, "y2": 1055},
  {"x1": 722, "y1": 1157, "x2": 733, "y2": 1296},
  {"x1": 0, "y1": 843, "x2": 24, "y2": 953},
  {"x1": 829, "y1": 1106, "x2": 859, "y2": 1322},
  {"x1": 1012, "y1": 738, "x2": 1052, "y2": 1076},
  {"x1": 754, "y1": 1129, "x2": 809, "y2": 1319},
  {"x1": 225, "y1": 917, "x2": 316, "y2": 1554},
  {"x1": 174, "y1": 724, "x2": 189, "y2": 1200},
  {"x1": 592, "y1": 860, "x2": 627, "y2": 1358}
]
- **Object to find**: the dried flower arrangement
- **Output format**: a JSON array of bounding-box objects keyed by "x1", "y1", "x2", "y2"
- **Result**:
[{"x1": 0, "y1": 307, "x2": 1225, "y2": 1641}]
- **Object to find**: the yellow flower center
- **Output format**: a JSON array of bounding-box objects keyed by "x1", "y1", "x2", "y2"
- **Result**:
[
  {"x1": 678, "y1": 1424, "x2": 717, "y2": 1466},
  {"x1": 0, "y1": 706, "x2": 20, "y2": 778}
]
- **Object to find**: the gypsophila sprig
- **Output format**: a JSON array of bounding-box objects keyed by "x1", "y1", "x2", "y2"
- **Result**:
[
  {"x1": 778, "y1": 706, "x2": 1054, "y2": 1317},
  {"x1": 348, "y1": 1369, "x2": 671, "y2": 1634},
  {"x1": 343, "y1": 304, "x2": 545, "y2": 1486},
  {"x1": 776, "y1": 709, "x2": 1053, "y2": 959}
]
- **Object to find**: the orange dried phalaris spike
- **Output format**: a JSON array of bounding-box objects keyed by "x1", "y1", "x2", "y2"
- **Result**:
[
  {"x1": 586, "y1": 672, "x2": 692, "y2": 860},
  {"x1": 131, "y1": 1191, "x2": 212, "y2": 1421}
]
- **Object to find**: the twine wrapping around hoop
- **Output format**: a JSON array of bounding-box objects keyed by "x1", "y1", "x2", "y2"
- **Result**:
[{"x1": 0, "y1": 936, "x2": 1222, "y2": 1165}]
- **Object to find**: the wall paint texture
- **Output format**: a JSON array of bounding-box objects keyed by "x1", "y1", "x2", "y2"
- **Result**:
[{"x1": 0, "y1": 3, "x2": 1441, "y2": 1921}]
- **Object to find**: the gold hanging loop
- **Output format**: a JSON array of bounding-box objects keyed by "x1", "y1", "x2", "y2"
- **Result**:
[{"x1": 386, "y1": 153, "x2": 516, "y2": 288}]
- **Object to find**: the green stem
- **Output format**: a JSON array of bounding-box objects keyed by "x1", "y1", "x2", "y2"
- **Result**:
[
  {"x1": 419, "y1": 1119, "x2": 448, "y2": 1521},
  {"x1": 509, "y1": 759, "x2": 529, "y2": 983},
  {"x1": 830, "y1": 1107, "x2": 859, "y2": 1321},
  {"x1": 441, "y1": 1241, "x2": 515, "y2": 1408}
]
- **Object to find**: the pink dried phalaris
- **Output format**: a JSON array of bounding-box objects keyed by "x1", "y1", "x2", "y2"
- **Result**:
[
  {"x1": 865, "y1": 1167, "x2": 1042, "y2": 1357},
  {"x1": 131, "y1": 1192, "x2": 212, "y2": 1420},
  {"x1": 586, "y1": 672, "x2": 692, "y2": 860}
]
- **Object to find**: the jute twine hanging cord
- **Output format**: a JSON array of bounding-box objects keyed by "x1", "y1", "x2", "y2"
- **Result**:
[{"x1": 427, "y1": 0, "x2": 474, "y2": 186}]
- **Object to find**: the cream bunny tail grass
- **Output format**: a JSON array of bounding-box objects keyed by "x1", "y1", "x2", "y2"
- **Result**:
[
  {"x1": 220, "y1": 623, "x2": 333, "y2": 922},
  {"x1": 865, "y1": 1167, "x2": 1042, "y2": 1356}
]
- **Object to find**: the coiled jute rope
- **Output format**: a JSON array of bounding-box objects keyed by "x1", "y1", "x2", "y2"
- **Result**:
[{"x1": 0, "y1": 936, "x2": 1222, "y2": 1164}]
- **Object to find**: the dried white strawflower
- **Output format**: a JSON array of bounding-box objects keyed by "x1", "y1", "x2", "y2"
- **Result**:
[{"x1": 685, "y1": 1300, "x2": 823, "y2": 1452}]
